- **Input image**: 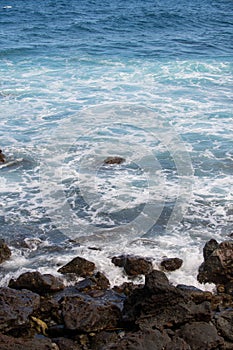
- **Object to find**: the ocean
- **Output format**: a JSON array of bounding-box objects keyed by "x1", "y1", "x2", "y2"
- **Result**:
[{"x1": 0, "y1": 0, "x2": 232, "y2": 288}]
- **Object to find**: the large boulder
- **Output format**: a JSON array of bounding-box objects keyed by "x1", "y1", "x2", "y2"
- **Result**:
[
  {"x1": 0, "y1": 287, "x2": 40, "y2": 333},
  {"x1": 198, "y1": 240, "x2": 233, "y2": 286},
  {"x1": 111, "y1": 254, "x2": 153, "y2": 276},
  {"x1": 215, "y1": 309, "x2": 233, "y2": 342},
  {"x1": 123, "y1": 270, "x2": 212, "y2": 330},
  {"x1": 0, "y1": 240, "x2": 11, "y2": 264},
  {"x1": 9, "y1": 271, "x2": 65, "y2": 295},
  {"x1": 58, "y1": 256, "x2": 95, "y2": 277},
  {"x1": 61, "y1": 294, "x2": 121, "y2": 332},
  {"x1": 178, "y1": 321, "x2": 225, "y2": 350}
]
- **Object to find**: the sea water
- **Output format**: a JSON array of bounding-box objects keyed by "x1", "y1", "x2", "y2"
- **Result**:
[{"x1": 0, "y1": 0, "x2": 232, "y2": 289}]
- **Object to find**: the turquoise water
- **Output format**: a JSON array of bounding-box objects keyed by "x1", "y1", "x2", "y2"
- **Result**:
[{"x1": 0, "y1": 0, "x2": 232, "y2": 287}]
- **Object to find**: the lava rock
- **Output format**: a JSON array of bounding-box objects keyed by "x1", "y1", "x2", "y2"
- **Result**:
[
  {"x1": 9, "y1": 271, "x2": 65, "y2": 295},
  {"x1": 123, "y1": 270, "x2": 212, "y2": 330},
  {"x1": 113, "y1": 282, "x2": 143, "y2": 296},
  {"x1": 61, "y1": 294, "x2": 121, "y2": 332},
  {"x1": 160, "y1": 257, "x2": 183, "y2": 271},
  {"x1": 103, "y1": 329, "x2": 171, "y2": 350},
  {"x1": 0, "y1": 240, "x2": 11, "y2": 264},
  {"x1": 111, "y1": 254, "x2": 153, "y2": 276},
  {"x1": 53, "y1": 337, "x2": 82, "y2": 350},
  {"x1": 0, "y1": 287, "x2": 40, "y2": 332},
  {"x1": 178, "y1": 321, "x2": 225, "y2": 350},
  {"x1": 58, "y1": 256, "x2": 95, "y2": 277},
  {"x1": 75, "y1": 271, "x2": 110, "y2": 293},
  {"x1": 215, "y1": 309, "x2": 233, "y2": 342},
  {"x1": 203, "y1": 238, "x2": 219, "y2": 261},
  {"x1": 0, "y1": 333, "x2": 58, "y2": 350},
  {"x1": 198, "y1": 240, "x2": 233, "y2": 286},
  {"x1": 104, "y1": 156, "x2": 125, "y2": 165}
]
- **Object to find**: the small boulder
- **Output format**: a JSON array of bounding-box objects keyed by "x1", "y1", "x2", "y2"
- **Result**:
[
  {"x1": 104, "y1": 156, "x2": 125, "y2": 165},
  {"x1": 58, "y1": 256, "x2": 95, "y2": 277},
  {"x1": 160, "y1": 257, "x2": 183, "y2": 271},
  {"x1": 52, "y1": 337, "x2": 82, "y2": 350},
  {"x1": 9, "y1": 271, "x2": 65, "y2": 295},
  {"x1": 0, "y1": 240, "x2": 11, "y2": 264},
  {"x1": 75, "y1": 271, "x2": 110, "y2": 293},
  {"x1": 203, "y1": 238, "x2": 219, "y2": 261},
  {"x1": 111, "y1": 254, "x2": 153, "y2": 276}
]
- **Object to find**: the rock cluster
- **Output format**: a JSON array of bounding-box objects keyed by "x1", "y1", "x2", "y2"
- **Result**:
[{"x1": 0, "y1": 239, "x2": 232, "y2": 349}]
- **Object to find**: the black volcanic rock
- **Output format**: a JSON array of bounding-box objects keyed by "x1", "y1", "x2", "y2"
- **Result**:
[
  {"x1": 111, "y1": 254, "x2": 153, "y2": 276},
  {"x1": 0, "y1": 287, "x2": 40, "y2": 333},
  {"x1": 0, "y1": 240, "x2": 11, "y2": 264},
  {"x1": 61, "y1": 294, "x2": 121, "y2": 332},
  {"x1": 178, "y1": 321, "x2": 225, "y2": 350},
  {"x1": 9, "y1": 271, "x2": 65, "y2": 295},
  {"x1": 104, "y1": 156, "x2": 125, "y2": 165},
  {"x1": 0, "y1": 333, "x2": 57, "y2": 350},
  {"x1": 58, "y1": 256, "x2": 95, "y2": 277},
  {"x1": 198, "y1": 240, "x2": 233, "y2": 286},
  {"x1": 160, "y1": 257, "x2": 183, "y2": 271}
]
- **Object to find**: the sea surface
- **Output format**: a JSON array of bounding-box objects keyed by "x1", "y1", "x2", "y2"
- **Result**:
[{"x1": 0, "y1": 0, "x2": 232, "y2": 288}]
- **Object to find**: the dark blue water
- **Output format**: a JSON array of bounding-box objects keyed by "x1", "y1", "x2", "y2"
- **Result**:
[
  {"x1": 0, "y1": 0, "x2": 232, "y2": 287},
  {"x1": 1, "y1": 0, "x2": 232, "y2": 58}
]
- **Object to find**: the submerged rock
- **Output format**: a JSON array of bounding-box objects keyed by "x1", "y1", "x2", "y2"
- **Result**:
[
  {"x1": 58, "y1": 256, "x2": 95, "y2": 277},
  {"x1": 9, "y1": 271, "x2": 65, "y2": 295},
  {"x1": 0, "y1": 240, "x2": 11, "y2": 264},
  {"x1": 111, "y1": 254, "x2": 153, "y2": 276},
  {"x1": 104, "y1": 156, "x2": 125, "y2": 165},
  {"x1": 160, "y1": 257, "x2": 183, "y2": 271}
]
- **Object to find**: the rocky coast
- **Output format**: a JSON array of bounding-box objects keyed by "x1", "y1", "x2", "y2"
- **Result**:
[{"x1": 0, "y1": 238, "x2": 233, "y2": 350}]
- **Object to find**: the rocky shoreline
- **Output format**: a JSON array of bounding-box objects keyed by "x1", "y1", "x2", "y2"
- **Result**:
[{"x1": 0, "y1": 238, "x2": 233, "y2": 350}]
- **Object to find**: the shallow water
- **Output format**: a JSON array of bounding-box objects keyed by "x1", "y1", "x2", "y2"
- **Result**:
[{"x1": 0, "y1": 0, "x2": 232, "y2": 289}]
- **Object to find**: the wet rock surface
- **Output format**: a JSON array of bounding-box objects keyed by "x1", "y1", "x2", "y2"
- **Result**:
[
  {"x1": 0, "y1": 239, "x2": 11, "y2": 264},
  {"x1": 0, "y1": 240, "x2": 232, "y2": 349},
  {"x1": 58, "y1": 256, "x2": 95, "y2": 277},
  {"x1": 103, "y1": 156, "x2": 125, "y2": 165},
  {"x1": 9, "y1": 271, "x2": 65, "y2": 295},
  {"x1": 111, "y1": 254, "x2": 153, "y2": 276},
  {"x1": 160, "y1": 257, "x2": 183, "y2": 271},
  {"x1": 198, "y1": 239, "x2": 233, "y2": 286}
]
